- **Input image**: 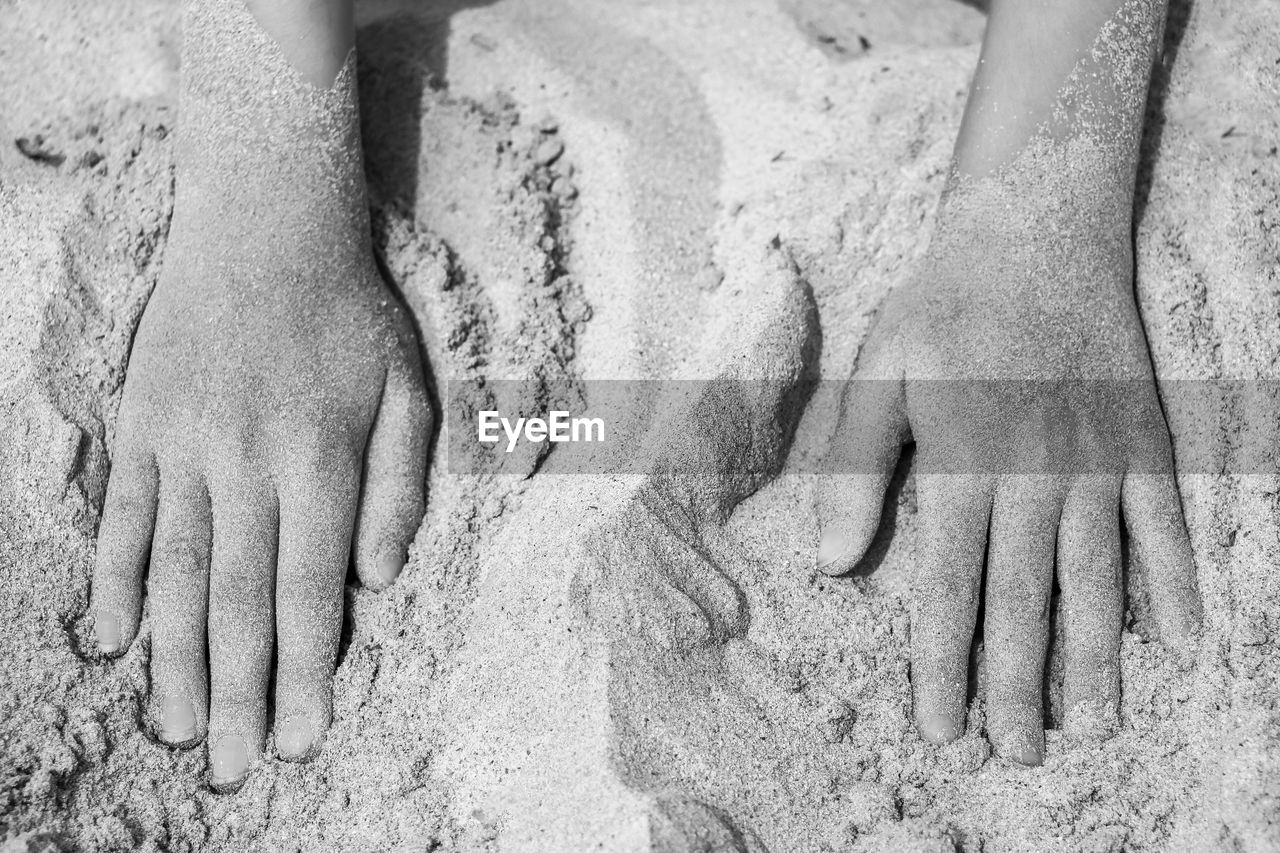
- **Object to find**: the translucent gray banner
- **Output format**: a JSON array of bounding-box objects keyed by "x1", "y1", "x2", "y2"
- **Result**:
[{"x1": 440, "y1": 379, "x2": 1279, "y2": 476}]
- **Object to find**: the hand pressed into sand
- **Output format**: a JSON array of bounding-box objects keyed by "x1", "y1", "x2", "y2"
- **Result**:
[
  {"x1": 91, "y1": 245, "x2": 429, "y2": 786},
  {"x1": 89, "y1": 0, "x2": 431, "y2": 791},
  {"x1": 815, "y1": 179, "x2": 1203, "y2": 766},
  {"x1": 816, "y1": 0, "x2": 1202, "y2": 768},
  {"x1": 92, "y1": 243, "x2": 429, "y2": 786}
]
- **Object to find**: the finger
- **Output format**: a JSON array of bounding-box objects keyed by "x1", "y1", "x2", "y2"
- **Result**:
[
  {"x1": 91, "y1": 441, "x2": 159, "y2": 655},
  {"x1": 1121, "y1": 471, "x2": 1202, "y2": 658},
  {"x1": 147, "y1": 468, "x2": 213, "y2": 747},
  {"x1": 815, "y1": 378, "x2": 908, "y2": 576},
  {"x1": 984, "y1": 476, "x2": 1061, "y2": 765},
  {"x1": 206, "y1": 475, "x2": 278, "y2": 792},
  {"x1": 273, "y1": 455, "x2": 359, "y2": 761},
  {"x1": 353, "y1": 349, "x2": 430, "y2": 589},
  {"x1": 910, "y1": 474, "x2": 993, "y2": 744},
  {"x1": 1058, "y1": 475, "x2": 1122, "y2": 741}
]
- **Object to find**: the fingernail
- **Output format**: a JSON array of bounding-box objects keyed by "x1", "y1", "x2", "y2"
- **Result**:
[
  {"x1": 377, "y1": 548, "x2": 405, "y2": 585},
  {"x1": 1014, "y1": 744, "x2": 1043, "y2": 766},
  {"x1": 277, "y1": 716, "x2": 314, "y2": 760},
  {"x1": 210, "y1": 735, "x2": 249, "y2": 784},
  {"x1": 919, "y1": 713, "x2": 961, "y2": 744},
  {"x1": 95, "y1": 611, "x2": 120, "y2": 654},
  {"x1": 160, "y1": 696, "x2": 196, "y2": 744},
  {"x1": 816, "y1": 529, "x2": 849, "y2": 573},
  {"x1": 997, "y1": 733, "x2": 1043, "y2": 766}
]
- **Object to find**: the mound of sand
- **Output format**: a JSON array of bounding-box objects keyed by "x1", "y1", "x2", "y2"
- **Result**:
[{"x1": 2, "y1": 0, "x2": 1277, "y2": 851}]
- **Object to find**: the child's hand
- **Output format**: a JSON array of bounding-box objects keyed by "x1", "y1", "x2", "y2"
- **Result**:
[
  {"x1": 815, "y1": 199, "x2": 1202, "y2": 765},
  {"x1": 90, "y1": 242, "x2": 430, "y2": 789}
]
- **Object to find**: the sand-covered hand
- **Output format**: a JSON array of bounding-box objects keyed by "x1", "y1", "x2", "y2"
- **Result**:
[{"x1": 816, "y1": 155, "x2": 1202, "y2": 766}]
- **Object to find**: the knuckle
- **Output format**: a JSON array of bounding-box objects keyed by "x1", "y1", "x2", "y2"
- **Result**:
[
  {"x1": 209, "y1": 564, "x2": 272, "y2": 615},
  {"x1": 151, "y1": 633, "x2": 205, "y2": 667},
  {"x1": 914, "y1": 568, "x2": 978, "y2": 610},
  {"x1": 208, "y1": 694, "x2": 262, "y2": 727},
  {"x1": 356, "y1": 494, "x2": 421, "y2": 546},
  {"x1": 278, "y1": 563, "x2": 344, "y2": 605},
  {"x1": 94, "y1": 535, "x2": 138, "y2": 578},
  {"x1": 207, "y1": 601, "x2": 269, "y2": 639},
  {"x1": 277, "y1": 618, "x2": 341, "y2": 667},
  {"x1": 1067, "y1": 638, "x2": 1120, "y2": 675},
  {"x1": 1063, "y1": 556, "x2": 1120, "y2": 594},
  {"x1": 154, "y1": 433, "x2": 203, "y2": 473},
  {"x1": 302, "y1": 443, "x2": 360, "y2": 485},
  {"x1": 275, "y1": 421, "x2": 362, "y2": 487},
  {"x1": 988, "y1": 571, "x2": 1048, "y2": 610},
  {"x1": 147, "y1": 569, "x2": 201, "y2": 607},
  {"x1": 208, "y1": 605, "x2": 272, "y2": 661},
  {"x1": 274, "y1": 661, "x2": 331, "y2": 702},
  {"x1": 210, "y1": 427, "x2": 263, "y2": 476},
  {"x1": 154, "y1": 531, "x2": 209, "y2": 579}
]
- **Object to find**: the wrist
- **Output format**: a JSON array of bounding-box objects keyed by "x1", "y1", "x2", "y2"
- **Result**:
[
  {"x1": 167, "y1": 0, "x2": 373, "y2": 279},
  {"x1": 952, "y1": 0, "x2": 1163, "y2": 179},
  {"x1": 168, "y1": 0, "x2": 372, "y2": 274},
  {"x1": 241, "y1": 0, "x2": 355, "y2": 89},
  {"x1": 936, "y1": 136, "x2": 1134, "y2": 266}
]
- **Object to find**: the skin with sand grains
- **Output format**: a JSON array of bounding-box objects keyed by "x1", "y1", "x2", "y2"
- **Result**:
[
  {"x1": 88, "y1": 0, "x2": 430, "y2": 791},
  {"x1": 816, "y1": 0, "x2": 1202, "y2": 765}
]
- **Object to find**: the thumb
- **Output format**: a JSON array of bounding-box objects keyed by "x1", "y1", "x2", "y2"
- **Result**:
[{"x1": 815, "y1": 374, "x2": 907, "y2": 576}]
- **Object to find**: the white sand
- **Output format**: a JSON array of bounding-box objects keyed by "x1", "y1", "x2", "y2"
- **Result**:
[{"x1": 1, "y1": 0, "x2": 1278, "y2": 850}]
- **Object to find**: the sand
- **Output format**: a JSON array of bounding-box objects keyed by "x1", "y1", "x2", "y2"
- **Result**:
[{"x1": 1, "y1": 0, "x2": 1278, "y2": 851}]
